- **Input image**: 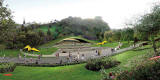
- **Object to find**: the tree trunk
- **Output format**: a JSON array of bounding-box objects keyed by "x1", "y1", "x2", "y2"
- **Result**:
[{"x1": 151, "y1": 35, "x2": 158, "y2": 56}]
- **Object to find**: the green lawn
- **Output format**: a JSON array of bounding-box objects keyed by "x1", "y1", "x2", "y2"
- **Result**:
[
  {"x1": 0, "y1": 64, "x2": 101, "y2": 80},
  {"x1": 92, "y1": 42, "x2": 119, "y2": 47},
  {"x1": 0, "y1": 49, "x2": 20, "y2": 57},
  {"x1": 106, "y1": 45, "x2": 152, "y2": 72},
  {"x1": 27, "y1": 47, "x2": 58, "y2": 55},
  {"x1": 0, "y1": 45, "x2": 152, "y2": 80},
  {"x1": 92, "y1": 41, "x2": 134, "y2": 48},
  {"x1": 37, "y1": 26, "x2": 56, "y2": 33},
  {"x1": 120, "y1": 41, "x2": 133, "y2": 49}
]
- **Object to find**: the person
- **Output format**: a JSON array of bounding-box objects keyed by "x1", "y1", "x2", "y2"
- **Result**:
[
  {"x1": 111, "y1": 48, "x2": 114, "y2": 53},
  {"x1": 18, "y1": 53, "x2": 21, "y2": 60},
  {"x1": 60, "y1": 59, "x2": 63, "y2": 64},
  {"x1": 118, "y1": 45, "x2": 120, "y2": 50},
  {"x1": 81, "y1": 54, "x2": 85, "y2": 60},
  {"x1": 98, "y1": 50, "x2": 101, "y2": 56},
  {"x1": 56, "y1": 53, "x2": 59, "y2": 59},
  {"x1": 30, "y1": 58, "x2": 33, "y2": 63},
  {"x1": 96, "y1": 50, "x2": 98, "y2": 54},
  {"x1": 35, "y1": 59, "x2": 38, "y2": 64},
  {"x1": 38, "y1": 54, "x2": 41, "y2": 61},
  {"x1": 77, "y1": 51, "x2": 80, "y2": 60},
  {"x1": 114, "y1": 47, "x2": 117, "y2": 51},
  {"x1": 24, "y1": 54, "x2": 26, "y2": 61},
  {"x1": 67, "y1": 57, "x2": 70, "y2": 63},
  {"x1": 68, "y1": 52, "x2": 72, "y2": 62},
  {"x1": 3, "y1": 54, "x2": 5, "y2": 59}
]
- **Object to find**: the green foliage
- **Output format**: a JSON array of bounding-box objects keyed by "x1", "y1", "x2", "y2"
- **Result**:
[
  {"x1": 0, "y1": 63, "x2": 16, "y2": 73},
  {"x1": 0, "y1": 45, "x2": 152, "y2": 80},
  {"x1": 0, "y1": 0, "x2": 15, "y2": 42},
  {"x1": 59, "y1": 16, "x2": 110, "y2": 40},
  {"x1": 85, "y1": 58, "x2": 120, "y2": 71},
  {"x1": 104, "y1": 30, "x2": 113, "y2": 42},
  {"x1": 116, "y1": 58, "x2": 160, "y2": 80},
  {"x1": 120, "y1": 28, "x2": 134, "y2": 42}
]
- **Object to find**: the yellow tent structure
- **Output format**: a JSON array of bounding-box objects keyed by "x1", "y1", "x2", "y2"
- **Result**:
[
  {"x1": 24, "y1": 45, "x2": 32, "y2": 51},
  {"x1": 31, "y1": 48, "x2": 40, "y2": 52},
  {"x1": 103, "y1": 41, "x2": 107, "y2": 43},
  {"x1": 24, "y1": 45, "x2": 40, "y2": 52}
]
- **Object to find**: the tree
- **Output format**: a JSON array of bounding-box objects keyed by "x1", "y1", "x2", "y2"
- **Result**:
[
  {"x1": 0, "y1": 0, "x2": 15, "y2": 42},
  {"x1": 134, "y1": 4, "x2": 160, "y2": 55},
  {"x1": 121, "y1": 28, "x2": 134, "y2": 43},
  {"x1": 104, "y1": 30, "x2": 113, "y2": 42}
]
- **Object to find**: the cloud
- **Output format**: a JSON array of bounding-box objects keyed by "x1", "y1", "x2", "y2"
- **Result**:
[{"x1": 8, "y1": 0, "x2": 155, "y2": 29}]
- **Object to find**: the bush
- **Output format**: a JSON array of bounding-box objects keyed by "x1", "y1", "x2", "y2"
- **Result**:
[
  {"x1": 116, "y1": 59, "x2": 160, "y2": 80},
  {"x1": 85, "y1": 58, "x2": 120, "y2": 71},
  {"x1": 0, "y1": 63, "x2": 16, "y2": 73}
]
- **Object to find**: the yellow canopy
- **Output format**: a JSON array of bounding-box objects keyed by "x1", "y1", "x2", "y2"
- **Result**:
[
  {"x1": 24, "y1": 45, "x2": 32, "y2": 51},
  {"x1": 103, "y1": 41, "x2": 107, "y2": 43},
  {"x1": 31, "y1": 48, "x2": 40, "y2": 52}
]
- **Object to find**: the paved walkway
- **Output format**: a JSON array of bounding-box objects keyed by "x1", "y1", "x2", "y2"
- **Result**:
[{"x1": 0, "y1": 44, "x2": 139, "y2": 64}]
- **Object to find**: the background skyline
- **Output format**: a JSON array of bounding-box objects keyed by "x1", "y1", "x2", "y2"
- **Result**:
[{"x1": 6, "y1": 0, "x2": 157, "y2": 29}]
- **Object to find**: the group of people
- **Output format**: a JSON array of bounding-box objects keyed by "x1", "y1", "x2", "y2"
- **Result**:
[
  {"x1": 17, "y1": 53, "x2": 42, "y2": 64},
  {"x1": 56, "y1": 48, "x2": 86, "y2": 63},
  {"x1": 111, "y1": 42, "x2": 123, "y2": 53}
]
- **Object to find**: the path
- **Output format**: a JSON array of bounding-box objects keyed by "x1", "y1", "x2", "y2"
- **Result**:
[{"x1": 0, "y1": 44, "x2": 139, "y2": 64}]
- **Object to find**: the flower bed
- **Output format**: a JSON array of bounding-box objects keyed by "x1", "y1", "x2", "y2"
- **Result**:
[{"x1": 0, "y1": 63, "x2": 16, "y2": 73}]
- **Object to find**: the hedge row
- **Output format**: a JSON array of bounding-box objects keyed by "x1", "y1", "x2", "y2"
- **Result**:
[{"x1": 16, "y1": 61, "x2": 86, "y2": 67}]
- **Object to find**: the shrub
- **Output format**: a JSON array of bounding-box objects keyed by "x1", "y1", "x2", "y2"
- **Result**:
[
  {"x1": 85, "y1": 58, "x2": 120, "y2": 71},
  {"x1": 0, "y1": 63, "x2": 16, "y2": 73},
  {"x1": 116, "y1": 60, "x2": 160, "y2": 80}
]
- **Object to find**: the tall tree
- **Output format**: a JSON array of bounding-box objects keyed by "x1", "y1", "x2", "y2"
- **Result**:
[
  {"x1": 135, "y1": 4, "x2": 160, "y2": 55},
  {"x1": 0, "y1": 0, "x2": 15, "y2": 42}
]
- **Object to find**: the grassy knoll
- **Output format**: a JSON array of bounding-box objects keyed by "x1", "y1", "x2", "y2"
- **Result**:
[
  {"x1": 0, "y1": 49, "x2": 20, "y2": 57},
  {"x1": 0, "y1": 47, "x2": 58, "y2": 57},
  {"x1": 92, "y1": 41, "x2": 134, "y2": 48},
  {"x1": 39, "y1": 36, "x2": 97, "y2": 48},
  {"x1": 27, "y1": 47, "x2": 58, "y2": 55},
  {"x1": 106, "y1": 45, "x2": 152, "y2": 72},
  {"x1": 92, "y1": 42, "x2": 119, "y2": 47},
  {"x1": 0, "y1": 45, "x2": 152, "y2": 80}
]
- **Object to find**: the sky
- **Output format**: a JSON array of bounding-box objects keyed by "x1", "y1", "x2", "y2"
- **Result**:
[{"x1": 5, "y1": 0, "x2": 158, "y2": 29}]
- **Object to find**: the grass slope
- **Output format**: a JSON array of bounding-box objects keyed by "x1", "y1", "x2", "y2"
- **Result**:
[
  {"x1": 39, "y1": 36, "x2": 97, "y2": 48},
  {"x1": 27, "y1": 47, "x2": 58, "y2": 55},
  {"x1": 0, "y1": 45, "x2": 152, "y2": 80},
  {"x1": 0, "y1": 49, "x2": 20, "y2": 57},
  {"x1": 92, "y1": 41, "x2": 134, "y2": 48}
]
